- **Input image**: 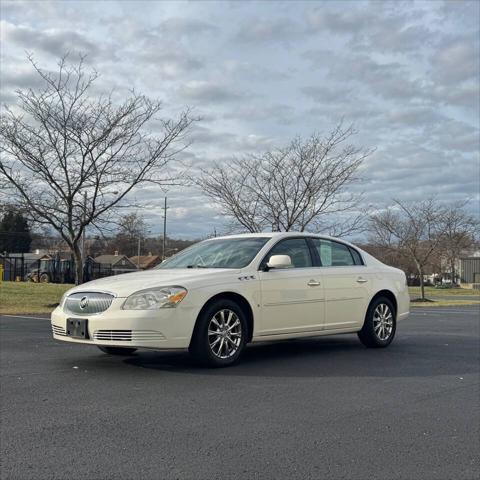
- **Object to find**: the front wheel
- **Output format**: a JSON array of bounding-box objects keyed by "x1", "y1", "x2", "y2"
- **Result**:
[
  {"x1": 98, "y1": 346, "x2": 137, "y2": 355},
  {"x1": 358, "y1": 297, "x2": 396, "y2": 348},
  {"x1": 189, "y1": 299, "x2": 247, "y2": 367}
]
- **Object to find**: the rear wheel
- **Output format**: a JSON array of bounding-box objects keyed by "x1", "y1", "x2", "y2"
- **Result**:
[
  {"x1": 97, "y1": 346, "x2": 137, "y2": 355},
  {"x1": 189, "y1": 299, "x2": 247, "y2": 367},
  {"x1": 358, "y1": 297, "x2": 396, "y2": 348}
]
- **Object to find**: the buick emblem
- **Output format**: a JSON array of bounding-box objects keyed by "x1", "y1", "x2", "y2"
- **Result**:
[{"x1": 79, "y1": 296, "x2": 89, "y2": 309}]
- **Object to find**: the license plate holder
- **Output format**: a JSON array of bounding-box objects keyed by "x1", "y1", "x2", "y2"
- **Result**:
[{"x1": 66, "y1": 319, "x2": 89, "y2": 339}]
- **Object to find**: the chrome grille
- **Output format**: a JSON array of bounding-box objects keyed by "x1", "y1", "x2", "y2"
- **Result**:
[
  {"x1": 64, "y1": 292, "x2": 114, "y2": 315},
  {"x1": 93, "y1": 330, "x2": 165, "y2": 342},
  {"x1": 52, "y1": 324, "x2": 66, "y2": 336}
]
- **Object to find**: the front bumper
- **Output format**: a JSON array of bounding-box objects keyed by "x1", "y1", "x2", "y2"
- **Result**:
[{"x1": 51, "y1": 298, "x2": 198, "y2": 349}]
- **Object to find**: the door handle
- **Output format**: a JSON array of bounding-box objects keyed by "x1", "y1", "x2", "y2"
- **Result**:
[
  {"x1": 356, "y1": 277, "x2": 368, "y2": 283},
  {"x1": 307, "y1": 280, "x2": 321, "y2": 287}
]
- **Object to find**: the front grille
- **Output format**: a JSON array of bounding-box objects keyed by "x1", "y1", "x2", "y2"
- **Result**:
[
  {"x1": 93, "y1": 330, "x2": 165, "y2": 342},
  {"x1": 52, "y1": 324, "x2": 66, "y2": 336},
  {"x1": 64, "y1": 292, "x2": 114, "y2": 315}
]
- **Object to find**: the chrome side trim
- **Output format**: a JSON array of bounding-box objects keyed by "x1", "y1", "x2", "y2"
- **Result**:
[{"x1": 264, "y1": 299, "x2": 325, "y2": 307}]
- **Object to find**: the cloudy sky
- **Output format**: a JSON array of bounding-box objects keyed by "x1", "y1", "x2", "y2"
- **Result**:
[{"x1": 1, "y1": 0, "x2": 479, "y2": 239}]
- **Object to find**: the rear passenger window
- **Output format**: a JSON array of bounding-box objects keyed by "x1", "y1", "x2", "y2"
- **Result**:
[
  {"x1": 349, "y1": 247, "x2": 364, "y2": 265},
  {"x1": 312, "y1": 239, "x2": 355, "y2": 267}
]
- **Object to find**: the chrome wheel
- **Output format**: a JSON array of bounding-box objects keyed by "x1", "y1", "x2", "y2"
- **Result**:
[
  {"x1": 373, "y1": 303, "x2": 394, "y2": 341},
  {"x1": 208, "y1": 309, "x2": 242, "y2": 359}
]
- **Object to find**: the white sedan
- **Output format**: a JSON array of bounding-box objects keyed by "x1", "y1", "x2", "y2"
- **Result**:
[{"x1": 51, "y1": 233, "x2": 409, "y2": 367}]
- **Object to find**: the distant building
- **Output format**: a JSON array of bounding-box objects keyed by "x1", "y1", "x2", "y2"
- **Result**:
[
  {"x1": 128, "y1": 253, "x2": 162, "y2": 270},
  {"x1": 5, "y1": 252, "x2": 44, "y2": 263},
  {"x1": 459, "y1": 257, "x2": 480, "y2": 286},
  {"x1": 94, "y1": 253, "x2": 138, "y2": 275}
]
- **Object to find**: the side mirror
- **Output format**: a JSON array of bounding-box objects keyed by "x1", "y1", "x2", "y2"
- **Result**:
[{"x1": 266, "y1": 254, "x2": 292, "y2": 270}]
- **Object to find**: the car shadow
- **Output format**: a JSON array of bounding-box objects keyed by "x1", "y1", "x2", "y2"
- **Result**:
[{"x1": 119, "y1": 333, "x2": 479, "y2": 379}]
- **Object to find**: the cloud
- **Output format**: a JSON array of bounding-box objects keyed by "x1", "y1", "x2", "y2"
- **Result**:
[
  {"x1": 156, "y1": 17, "x2": 218, "y2": 37},
  {"x1": 222, "y1": 103, "x2": 296, "y2": 126},
  {"x1": 305, "y1": 7, "x2": 380, "y2": 34},
  {"x1": 234, "y1": 17, "x2": 302, "y2": 44},
  {"x1": 385, "y1": 106, "x2": 446, "y2": 128},
  {"x1": 137, "y1": 50, "x2": 204, "y2": 78},
  {"x1": 2, "y1": 21, "x2": 100, "y2": 58},
  {"x1": 301, "y1": 49, "x2": 336, "y2": 69},
  {"x1": 0, "y1": 0, "x2": 478, "y2": 238},
  {"x1": 0, "y1": 59, "x2": 47, "y2": 91},
  {"x1": 436, "y1": 82, "x2": 479, "y2": 110},
  {"x1": 430, "y1": 35, "x2": 479, "y2": 85},
  {"x1": 324, "y1": 53, "x2": 429, "y2": 103},
  {"x1": 188, "y1": 124, "x2": 274, "y2": 154},
  {"x1": 301, "y1": 85, "x2": 354, "y2": 104},
  {"x1": 176, "y1": 81, "x2": 248, "y2": 104}
]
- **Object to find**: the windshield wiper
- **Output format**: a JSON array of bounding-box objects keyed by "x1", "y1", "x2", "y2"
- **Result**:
[{"x1": 186, "y1": 265, "x2": 213, "y2": 269}]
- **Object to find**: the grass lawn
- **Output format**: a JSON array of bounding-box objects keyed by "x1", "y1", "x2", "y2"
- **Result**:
[
  {"x1": 409, "y1": 286, "x2": 480, "y2": 297},
  {"x1": 0, "y1": 282, "x2": 73, "y2": 315},
  {"x1": 409, "y1": 286, "x2": 480, "y2": 307}
]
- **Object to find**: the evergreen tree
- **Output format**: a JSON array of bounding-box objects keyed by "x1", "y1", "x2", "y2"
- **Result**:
[{"x1": 0, "y1": 209, "x2": 32, "y2": 253}]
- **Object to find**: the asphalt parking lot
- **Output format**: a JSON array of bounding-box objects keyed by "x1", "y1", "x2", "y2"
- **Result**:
[{"x1": 1, "y1": 306, "x2": 479, "y2": 480}]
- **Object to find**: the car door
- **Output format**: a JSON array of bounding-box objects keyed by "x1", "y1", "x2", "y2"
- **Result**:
[
  {"x1": 310, "y1": 238, "x2": 370, "y2": 330},
  {"x1": 258, "y1": 237, "x2": 325, "y2": 336}
]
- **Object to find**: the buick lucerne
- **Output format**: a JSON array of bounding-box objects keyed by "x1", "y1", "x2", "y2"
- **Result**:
[{"x1": 51, "y1": 233, "x2": 410, "y2": 367}]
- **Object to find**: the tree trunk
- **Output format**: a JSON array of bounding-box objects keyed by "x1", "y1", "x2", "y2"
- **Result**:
[
  {"x1": 451, "y1": 258, "x2": 456, "y2": 286},
  {"x1": 419, "y1": 268, "x2": 425, "y2": 300},
  {"x1": 72, "y1": 242, "x2": 83, "y2": 285}
]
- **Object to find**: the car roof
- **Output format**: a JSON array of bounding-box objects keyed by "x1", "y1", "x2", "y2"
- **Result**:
[{"x1": 211, "y1": 231, "x2": 354, "y2": 245}]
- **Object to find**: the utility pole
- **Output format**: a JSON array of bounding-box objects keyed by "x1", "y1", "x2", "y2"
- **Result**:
[
  {"x1": 162, "y1": 196, "x2": 168, "y2": 261},
  {"x1": 81, "y1": 191, "x2": 87, "y2": 265},
  {"x1": 137, "y1": 236, "x2": 141, "y2": 268}
]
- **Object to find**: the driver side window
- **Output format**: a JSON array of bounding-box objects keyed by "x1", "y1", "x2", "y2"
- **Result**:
[{"x1": 265, "y1": 238, "x2": 313, "y2": 268}]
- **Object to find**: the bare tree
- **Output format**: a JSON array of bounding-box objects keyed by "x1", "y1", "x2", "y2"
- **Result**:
[
  {"x1": 439, "y1": 202, "x2": 478, "y2": 285},
  {"x1": 0, "y1": 55, "x2": 196, "y2": 284},
  {"x1": 370, "y1": 198, "x2": 448, "y2": 301},
  {"x1": 197, "y1": 124, "x2": 372, "y2": 236},
  {"x1": 109, "y1": 212, "x2": 148, "y2": 258}
]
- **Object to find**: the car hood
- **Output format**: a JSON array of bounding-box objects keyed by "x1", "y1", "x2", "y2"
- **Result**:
[{"x1": 67, "y1": 268, "x2": 239, "y2": 297}]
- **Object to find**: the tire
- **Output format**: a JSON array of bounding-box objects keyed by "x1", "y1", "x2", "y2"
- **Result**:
[
  {"x1": 39, "y1": 273, "x2": 50, "y2": 283},
  {"x1": 189, "y1": 299, "x2": 248, "y2": 367},
  {"x1": 98, "y1": 346, "x2": 137, "y2": 355},
  {"x1": 358, "y1": 296, "x2": 396, "y2": 348}
]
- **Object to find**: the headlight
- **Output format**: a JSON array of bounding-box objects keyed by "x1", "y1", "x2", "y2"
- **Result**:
[{"x1": 122, "y1": 286, "x2": 187, "y2": 310}]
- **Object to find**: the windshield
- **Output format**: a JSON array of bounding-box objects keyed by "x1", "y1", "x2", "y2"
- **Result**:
[{"x1": 156, "y1": 237, "x2": 270, "y2": 269}]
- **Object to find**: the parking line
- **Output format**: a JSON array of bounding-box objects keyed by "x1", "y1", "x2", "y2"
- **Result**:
[
  {"x1": 411, "y1": 310, "x2": 479, "y2": 316},
  {"x1": 412, "y1": 307, "x2": 479, "y2": 312},
  {"x1": 1, "y1": 314, "x2": 50, "y2": 320}
]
